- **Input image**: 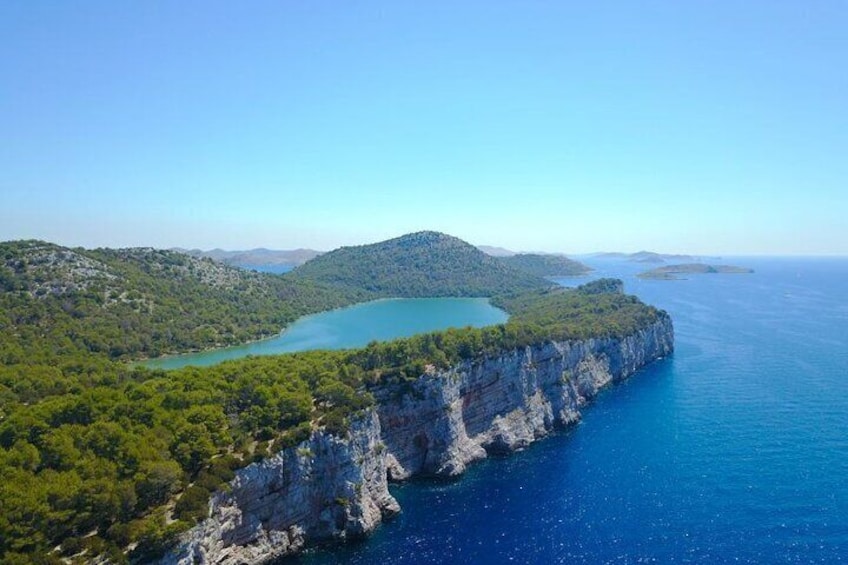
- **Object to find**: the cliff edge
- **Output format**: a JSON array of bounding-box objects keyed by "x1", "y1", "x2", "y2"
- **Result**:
[{"x1": 162, "y1": 314, "x2": 673, "y2": 564}]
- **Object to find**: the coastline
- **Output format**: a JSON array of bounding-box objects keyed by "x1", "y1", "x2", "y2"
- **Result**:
[
  {"x1": 161, "y1": 315, "x2": 674, "y2": 564},
  {"x1": 139, "y1": 297, "x2": 508, "y2": 370}
]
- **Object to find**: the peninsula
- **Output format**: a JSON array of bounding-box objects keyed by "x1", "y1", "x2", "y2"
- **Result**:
[
  {"x1": 0, "y1": 232, "x2": 672, "y2": 564},
  {"x1": 161, "y1": 279, "x2": 672, "y2": 564}
]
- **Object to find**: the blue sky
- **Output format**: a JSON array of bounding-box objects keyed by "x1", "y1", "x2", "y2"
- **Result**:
[{"x1": 2, "y1": 1, "x2": 846, "y2": 254}]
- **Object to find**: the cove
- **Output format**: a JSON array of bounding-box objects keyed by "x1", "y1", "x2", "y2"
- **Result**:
[{"x1": 143, "y1": 297, "x2": 508, "y2": 371}]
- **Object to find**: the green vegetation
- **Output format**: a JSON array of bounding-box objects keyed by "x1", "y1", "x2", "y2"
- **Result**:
[
  {"x1": 637, "y1": 263, "x2": 754, "y2": 280},
  {"x1": 288, "y1": 231, "x2": 550, "y2": 297},
  {"x1": 0, "y1": 351, "x2": 371, "y2": 563},
  {"x1": 497, "y1": 253, "x2": 591, "y2": 277},
  {"x1": 493, "y1": 279, "x2": 660, "y2": 339},
  {"x1": 352, "y1": 280, "x2": 666, "y2": 386},
  {"x1": 0, "y1": 240, "x2": 367, "y2": 363},
  {"x1": 0, "y1": 235, "x2": 667, "y2": 563}
]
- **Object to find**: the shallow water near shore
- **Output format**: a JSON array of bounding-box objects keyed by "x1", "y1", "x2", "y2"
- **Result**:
[
  {"x1": 144, "y1": 297, "x2": 507, "y2": 370},
  {"x1": 293, "y1": 257, "x2": 848, "y2": 563}
]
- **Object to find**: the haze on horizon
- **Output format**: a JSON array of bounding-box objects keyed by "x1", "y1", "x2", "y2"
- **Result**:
[{"x1": 2, "y1": 2, "x2": 846, "y2": 256}]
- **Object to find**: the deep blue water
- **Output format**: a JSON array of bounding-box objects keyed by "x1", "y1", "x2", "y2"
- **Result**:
[{"x1": 295, "y1": 257, "x2": 848, "y2": 564}]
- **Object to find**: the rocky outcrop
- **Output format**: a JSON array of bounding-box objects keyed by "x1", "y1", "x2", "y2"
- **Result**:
[
  {"x1": 376, "y1": 315, "x2": 673, "y2": 479},
  {"x1": 162, "y1": 316, "x2": 672, "y2": 564},
  {"x1": 161, "y1": 411, "x2": 399, "y2": 565}
]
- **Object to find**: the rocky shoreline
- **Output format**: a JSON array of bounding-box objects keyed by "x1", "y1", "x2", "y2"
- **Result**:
[{"x1": 161, "y1": 315, "x2": 673, "y2": 564}]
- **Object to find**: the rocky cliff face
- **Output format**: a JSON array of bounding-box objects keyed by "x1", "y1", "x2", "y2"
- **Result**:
[
  {"x1": 378, "y1": 314, "x2": 674, "y2": 479},
  {"x1": 163, "y1": 315, "x2": 673, "y2": 564},
  {"x1": 161, "y1": 411, "x2": 399, "y2": 565}
]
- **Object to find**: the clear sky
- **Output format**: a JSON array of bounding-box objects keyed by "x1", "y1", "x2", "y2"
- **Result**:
[{"x1": 2, "y1": 1, "x2": 846, "y2": 255}]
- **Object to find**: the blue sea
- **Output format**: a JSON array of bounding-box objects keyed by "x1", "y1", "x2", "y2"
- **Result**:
[{"x1": 295, "y1": 257, "x2": 848, "y2": 564}]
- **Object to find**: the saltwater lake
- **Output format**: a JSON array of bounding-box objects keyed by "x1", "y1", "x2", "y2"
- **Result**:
[
  {"x1": 144, "y1": 297, "x2": 508, "y2": 370},
  {"x1": 292, "y1": 257, "x2": 848, "y2": 563}
]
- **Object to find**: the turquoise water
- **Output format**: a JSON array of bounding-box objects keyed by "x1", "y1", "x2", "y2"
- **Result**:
[
  {"x1": 144, "y1": 298, "x2": 507, "y2": 370},
  {"x1": 295, "y1": 257, "x2": 848, "y2": 563}
]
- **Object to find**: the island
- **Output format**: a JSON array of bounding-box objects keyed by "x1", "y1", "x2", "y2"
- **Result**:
[
  {"x1": 161, "y1": 279, "x2": 672, "y2": 565},
  {"x1": 637, "y1": 263, "x2": 754, "y2": 280},
  {"x1": 0, "y1": 232, "x2": 672, "y2": 564}
]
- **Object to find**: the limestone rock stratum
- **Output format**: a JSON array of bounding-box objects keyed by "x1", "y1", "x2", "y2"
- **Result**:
[{"x1": 162, "y1": 315, "x2": 673, "y2": 564}]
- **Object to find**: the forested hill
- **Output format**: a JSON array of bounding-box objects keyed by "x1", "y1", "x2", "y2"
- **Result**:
[
  {"x1": 497, "y1": 253, "x2": 591, "y2": 277},
  {"x1": 0, "y1": 238, "x2": 665, "y2": 563},
  {"x1": 0, "y1": 277, "x2": 668, "y2": 563},
  {"x1": 0, "y1": 240, "x2": 366, "y2": 362},
  {"x1": 288, "y1": 231, "x2": 550, "y2": 297}
]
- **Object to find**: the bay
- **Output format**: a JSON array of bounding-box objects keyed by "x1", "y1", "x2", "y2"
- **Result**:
[
  {"x1": 295, "y1": 257, "x2": 848, "y2": 564},
  {"x1": 144, "y1": 297, "x2": 507, "y2": 370}
]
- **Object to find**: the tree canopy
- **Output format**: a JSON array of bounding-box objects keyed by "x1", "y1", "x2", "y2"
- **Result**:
[
  {"x1": 288, "y1": 231, "x2": 551, "y2": 297},
  {"x1": 0, "y1": 235, "x2": 668, "y2": 563},
  {"x1": 496, "y1": 253, "x2": 591, "y2": 277},
  {"x1": 0, "y1": 240, "x2": 368, "y2": 363}
]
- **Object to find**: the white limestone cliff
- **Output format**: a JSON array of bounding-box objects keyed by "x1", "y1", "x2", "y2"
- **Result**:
[
  {"x1": 160, "y1": 411, "x2": 399, "y2": 565},
  {"x1": 162, "y1": 315, "x2": 673, "y2": 564}
]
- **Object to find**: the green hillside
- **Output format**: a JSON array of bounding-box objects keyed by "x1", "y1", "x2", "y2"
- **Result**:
[
  {"x1": 497, "y1": 253, "x2": 591, "y2": 277},
  {"x1": 0, "y1": 240, "x2": 366, "y2": 363},
  {"x1": 0, "y1": 236, "x2": 667, "y2": 563},
  {"x1": 288, "y1": 231, "x2": 550, "y2": 297},
  {"x1": 0, "y1": 276, "x2": 666, "y2": 563}
]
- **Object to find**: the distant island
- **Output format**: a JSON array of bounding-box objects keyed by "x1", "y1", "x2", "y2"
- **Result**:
[
  {"x1": 176, "y1": 247, "x2": 323, "y2": 267},
  {"x1": 595, "y1": 251, "x2": 699, "y2": 264},
  {"x1": 638, "y1": 263, "x2": 754, "y2": 280}
]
